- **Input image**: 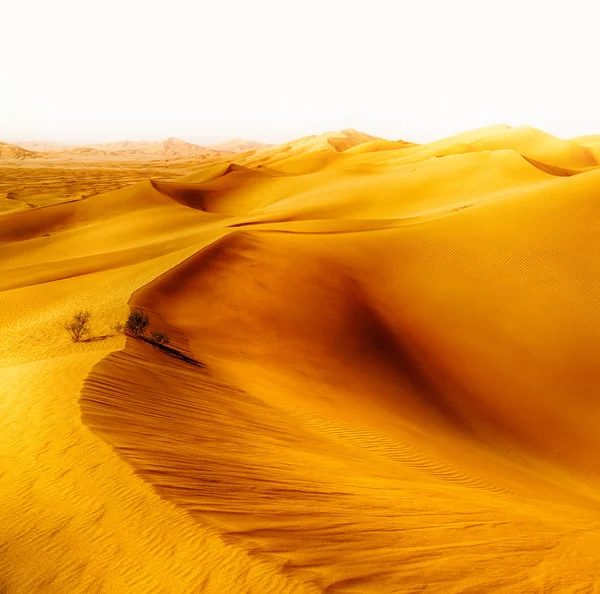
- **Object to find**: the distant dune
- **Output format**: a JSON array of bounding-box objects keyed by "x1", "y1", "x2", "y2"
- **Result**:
[
  {"x1": 0, "y1": 141, "x2": 43, "y2": 159},
  {"x1": 14, "y1": 140, "x2": 67, "y2": 152},
  {"x1": 208, "y1": 138, "x2": 274, "y2": 153},
  {"x1": 4, "y1": 124, "x2": 600, "y2": 592},
  {"x1": 8, "y1": 137, "x2": 271, "y2": 160},
  {"x1": 89, "y1": 137, "x2": 220, "y2": 158},
  {"x1": 570, "y1": 134, "x2": 600, "y2": 142}
]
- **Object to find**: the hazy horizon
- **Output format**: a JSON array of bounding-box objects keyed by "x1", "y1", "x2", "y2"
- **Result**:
[
  {"x1": 5, "y1": 122, "x2": 597, "y2": 149},
  {"x1": 3, "y1": 0, "x2": 600, "y2": 146}
]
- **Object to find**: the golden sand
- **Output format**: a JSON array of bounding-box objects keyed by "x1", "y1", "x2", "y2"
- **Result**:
[{"x1": 2, "y1": 126, "x2": 600, "y2": 592}]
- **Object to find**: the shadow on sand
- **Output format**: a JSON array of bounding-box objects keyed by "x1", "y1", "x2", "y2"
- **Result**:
[{"x1": 138, "y1": 335, "x2": 204, "y2": 367}]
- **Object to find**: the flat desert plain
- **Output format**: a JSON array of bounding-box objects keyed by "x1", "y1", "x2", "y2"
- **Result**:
[{"x1": 3, "y1": 126, "x2": 600, "y2": 592}]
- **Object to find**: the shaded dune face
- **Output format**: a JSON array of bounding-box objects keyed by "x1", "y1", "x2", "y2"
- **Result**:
[{"x1": 74, "y1": 126, "x2": 600, "y2": 592}]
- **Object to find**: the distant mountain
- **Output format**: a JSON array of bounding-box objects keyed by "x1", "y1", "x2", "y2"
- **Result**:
[{"x1": 207, "y1": 138, "x2": 274, "y2": 153}]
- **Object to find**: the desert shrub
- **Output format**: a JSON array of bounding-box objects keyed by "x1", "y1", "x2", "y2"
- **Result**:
[
  {"x1": 64, "y1": 310, "x2": 91, "y2": 342},
  {"x1": 150, "y1": 330, "x2": 170, "y2": 346},
  {"x1": 125, "y1": 308, "x2": 149, "y2": 337}
]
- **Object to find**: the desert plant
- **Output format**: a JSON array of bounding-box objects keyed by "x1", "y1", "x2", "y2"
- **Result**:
[
  {"x1": 149, "y1": 330, "x2": 170, "y2": 346},
  {"x1": 64, "y1": 310, "x2": 91, "y2": 342},
  {"x1": 125, "y1": 308, "x2": 149, "y2": 337}
]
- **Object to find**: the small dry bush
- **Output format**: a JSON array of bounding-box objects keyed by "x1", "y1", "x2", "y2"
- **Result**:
[
  {"x1": 64, "y1": 310, "x2": 91, "y2": 342},
  {"x1": 150, "y1": 330, "x2": 170, "y2": 346},
  {"x1": 125, "y1": 308, "x2": 149, "y2": 337}
]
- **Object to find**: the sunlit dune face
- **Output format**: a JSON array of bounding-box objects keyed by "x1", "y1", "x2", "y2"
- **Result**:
[{"x1": 4, "y1": 126, "x2": 600, "y2": 592}]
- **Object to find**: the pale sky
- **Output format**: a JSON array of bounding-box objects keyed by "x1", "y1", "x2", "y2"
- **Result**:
[{"x1": 2, "y1": 0, "x2": 599, "y2": 145}]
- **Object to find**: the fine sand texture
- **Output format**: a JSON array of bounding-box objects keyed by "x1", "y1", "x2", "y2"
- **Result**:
[{"x1": 3, "y1": 126, "x2": 600, "y2": 592}]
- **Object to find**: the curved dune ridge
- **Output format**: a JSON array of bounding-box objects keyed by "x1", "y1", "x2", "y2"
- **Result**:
[{"x1": 4, "y1": 125, "x2": 600, "y2": 592}]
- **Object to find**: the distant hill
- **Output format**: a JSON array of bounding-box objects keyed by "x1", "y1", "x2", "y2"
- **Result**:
[
  {"x1": 207, "y1": 138, "x2": 274, "y2": 153},
  {"x1": 6, "y1": 132, "x2": 408, "y2": 162},
  {"x1": 0, "y1": 142, "x2": 43, "y2": 159},
  {"x1": 10, "y1": 137, "x2": 271, "y2": 159},
  {"x1": 11, "y1": 138, "x2": 221, "y2": 159},
  {"x1": 235, "y1": 129, "x2": 386, "y2": 170},
  {"x1": 88, "y1": 137, "x2": 219, "y2": 158},
  {"x1": 58, "y1": 146, "x2": 127, "y2": 157},
  {"x1": 14, "y1": 140, "x2": 67, "y2": 152},
  {"x1": 326, "y1": 129, "x2": 382, "y2": 151},
  {"x1": 150, "y1": 137, "x2": 218, "y2": 157}
]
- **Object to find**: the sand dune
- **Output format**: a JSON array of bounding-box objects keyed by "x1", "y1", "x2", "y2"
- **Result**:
[
  {"x1": 345, "y1": 138, "x2": 417, "y2": 154},
  {"x1": 4, "y1": 124, "x2": 600, "y2": 592},
  {"x1": 68, "y1": 138, "x2": 217, "y2": 159},
  {"x1": 237, "y1": 129, "x2": 383, "y2": 170},
  {"x1": 10, "y1": 137, "x2": 270, "y2": 160},
  {"x1": 14, "y1": 140, "x2": 68, "y2": 152},
  {"x1": 136, "y1": 138, "x2": 218, "y2": 158},
  {"x1": 0, "y1": 141, "x2": 43, "y2": 160},
  {"x1": 468, "y1": 126, "x2": 598, "y2": 170},
  {"x1": 7, "y1": 138, "x2": 223, "y2": 160},
  {"x1": 208, "y1": 138, "x2": 274, "y2": 153}
]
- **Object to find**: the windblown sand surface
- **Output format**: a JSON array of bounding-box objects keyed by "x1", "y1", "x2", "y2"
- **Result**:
[{"x1": 3, "y1": 126, "x2": 600, "y2": 592}]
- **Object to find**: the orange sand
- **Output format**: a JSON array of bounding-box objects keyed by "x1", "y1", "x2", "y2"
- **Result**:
[{"x1": 3, "y1": 126, "x2": 600, "y2": 592}]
